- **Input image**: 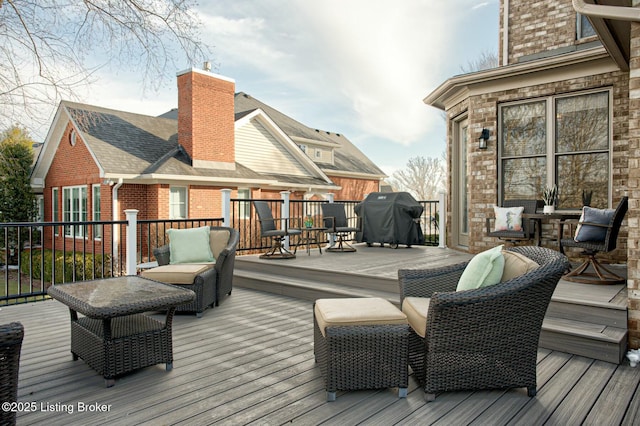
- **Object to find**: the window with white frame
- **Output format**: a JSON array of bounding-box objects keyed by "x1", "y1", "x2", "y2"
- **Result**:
[
  {"x1": 52, "y1": 187, "x2": 59, "y2": 236},
  {"x1": 499, "y1": 89, "x2": 610, "y2": 209},
  {"x1": 237, "y1": 188, "x2": 250, "y2": 219},
  {"x1": 92, "y1": 185, "x2": 101, "y2": 239},
  {"x1": 298, "y1": 144, "x2": 307, "y2": 154},
  {"x1": 169, "y1": 186, "x2": 187, "y2": 219},
  {"x1": 62, "y1": 186, "x2": 87, "y2": 237}
]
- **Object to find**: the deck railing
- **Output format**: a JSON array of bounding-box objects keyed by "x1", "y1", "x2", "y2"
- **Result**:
[{"x1": 1, "y1": 193, "x2": 442, "y2": 305}]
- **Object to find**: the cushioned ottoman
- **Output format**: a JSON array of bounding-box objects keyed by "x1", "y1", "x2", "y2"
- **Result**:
[{"x1": 313, "y1": 297, "x2": 409, "y2": 401}]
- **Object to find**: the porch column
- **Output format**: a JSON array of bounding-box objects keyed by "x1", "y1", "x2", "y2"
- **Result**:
[
  {"x1": 221, "y1": 189, "x2": 231, "y2": 227},
  {"x1": 627, "y1": 6, "x2": 640, "y2": 349},
  {"x1": 280, "y1": 191, "x2": 291, "y2": 250},
  {"x1": 124, "y1": 209, "x2": 138, "y2": 276}
]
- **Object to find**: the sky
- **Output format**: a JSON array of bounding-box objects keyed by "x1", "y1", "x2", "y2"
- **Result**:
[{"x1": 72, "y1": 0, "x2": 499, "y2": 177}]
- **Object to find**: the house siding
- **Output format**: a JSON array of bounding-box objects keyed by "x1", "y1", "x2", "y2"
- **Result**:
[{"x1": 235, "y1": 120, "x2": 308, "y2": 176}]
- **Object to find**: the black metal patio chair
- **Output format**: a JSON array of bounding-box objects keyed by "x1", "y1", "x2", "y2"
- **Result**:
[{"x1": 253, "y1": 200, "x2": 301, "y2": 259}]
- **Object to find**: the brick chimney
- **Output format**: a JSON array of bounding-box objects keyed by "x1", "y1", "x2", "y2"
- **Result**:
[{"x1": 177, "y1": 68, "x2": 236, "y2": 169}]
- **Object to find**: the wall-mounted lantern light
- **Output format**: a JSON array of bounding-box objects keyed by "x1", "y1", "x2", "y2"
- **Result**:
[{"x1": 478, "y1": 128, "x2": 490, "y2": 150}]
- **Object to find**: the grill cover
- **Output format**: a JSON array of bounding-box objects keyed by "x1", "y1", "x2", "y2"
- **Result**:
[{"x1": 355, "y1": 192, "x2": 425, "y2": 247}]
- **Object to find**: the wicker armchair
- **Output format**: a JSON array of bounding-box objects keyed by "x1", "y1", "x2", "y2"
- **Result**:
[
  {"x1": 398, "y1": 246, "x2": 569, "y2": 401},
  {"x1": 0, "y1": 322, "x2": 24, "y2": 426},
  {"x1": 150, "y1": 226, "x2": 239, "y2": 317}
]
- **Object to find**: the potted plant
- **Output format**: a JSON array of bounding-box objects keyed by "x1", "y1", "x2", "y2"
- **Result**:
[{"x1": 542, "y1": 185, "x2": 557, "y2": 214}]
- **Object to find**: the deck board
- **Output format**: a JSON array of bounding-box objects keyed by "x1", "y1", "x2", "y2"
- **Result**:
[{"x1": 2, "y1": 284, "x2": 639, "y2": 425}]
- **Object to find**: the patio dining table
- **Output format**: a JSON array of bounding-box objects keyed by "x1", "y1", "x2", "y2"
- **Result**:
[
  {"x1": 523, "y1": 211, "x2": 581, "y2": 250},
  {"x1": 47, "y1": 276, "x2": 195, "y2": 387}
]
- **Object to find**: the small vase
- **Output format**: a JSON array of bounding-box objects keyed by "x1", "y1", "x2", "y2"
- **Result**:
[{"x1": 543, "y1": 205, "x2": 555, "y2": 214}]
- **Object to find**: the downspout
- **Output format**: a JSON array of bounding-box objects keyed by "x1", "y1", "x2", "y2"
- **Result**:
[
  {"x1": 111, "y1": 178, "x2": 124, "y2": 262},
  {"x1": 572, "y1": 0, "x2": 640, "y2": 21}
]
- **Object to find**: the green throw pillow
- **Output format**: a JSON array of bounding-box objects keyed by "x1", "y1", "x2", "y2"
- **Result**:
[
  {"x1": 167, "y1": 226, "x2": 215, "y2": 264},
  {"x1": 456, "y1": 245, "x2": 505, "y2": 291}
]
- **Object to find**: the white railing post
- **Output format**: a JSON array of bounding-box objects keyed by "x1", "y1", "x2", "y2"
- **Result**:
[
  {"x1": 438, "y1": 190, "x2": 447, "y2": 249},
  {"x1": 326, "y1": 193, "x2": 335, "y2": 247},
  {"x1": 124, "y1": 209, "x2": 139, "y2": 275},
  {"x1": 221, "y1": 189, "x2": 232, "y2": 227},
  {"x1": 280, "y1": 191, "x2": 291, "y2": 250}
]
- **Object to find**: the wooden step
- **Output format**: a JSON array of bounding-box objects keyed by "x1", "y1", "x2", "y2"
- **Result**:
[
  {"x1": 234, "y1": 269, "x2": 399, "y2": 306},
  {"x1": 234, "y1": 252, "x2": 628, "y2": 364},
  {"x1": 540, "y1": 317, "x2": 627, "y2": 364}
]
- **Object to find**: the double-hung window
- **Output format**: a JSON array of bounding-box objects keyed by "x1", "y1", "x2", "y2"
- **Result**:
[
  {"x1": 62, "y1": 186, "x2": 88, "y2": 237},
  {"x1": 169, "y1": 186, "x2": 187, "y2": 219},
  {"x1": 498, "y1": 89, "x2": 611, "y2": 209},
  {"x1": 237, "y1": 189, "x2": 250, "y2": 219}
]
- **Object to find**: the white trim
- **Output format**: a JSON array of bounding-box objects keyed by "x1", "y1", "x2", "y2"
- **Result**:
[
  {"x1": 424, "y1": 47, "x2": 614, "y2": 110},
  {"x1": 175, "y1": 67, "x2": 235, "y2": 83}
]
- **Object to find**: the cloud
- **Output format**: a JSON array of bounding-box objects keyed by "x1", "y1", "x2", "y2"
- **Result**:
[{"x1": 197, "y1": 0, "x2": 496, "y2": 149}]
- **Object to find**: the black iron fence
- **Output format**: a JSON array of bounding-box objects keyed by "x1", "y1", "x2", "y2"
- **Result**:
[{"x1": 1, "y1": 198, "x2": 439, "y2": 305}]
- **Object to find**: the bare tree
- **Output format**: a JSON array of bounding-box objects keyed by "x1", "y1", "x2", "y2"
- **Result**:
[
  {"x1": 0, "y1": 0, "x2": 211, "y2": 135},
  {"x1": 459, "y1": 50, "x2": 498, "y2": 73},
  {"x1": 389, "y1": 156, "x2": 445, "y2": 201}
]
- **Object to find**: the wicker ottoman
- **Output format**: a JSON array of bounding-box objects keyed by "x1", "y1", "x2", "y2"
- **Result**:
[{"x1": 313, "y1": 297, "x2": 409, "y2": 401}]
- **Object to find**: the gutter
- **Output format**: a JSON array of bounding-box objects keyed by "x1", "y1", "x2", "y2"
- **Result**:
[{"x1": 572, "y1": 0, "x2": 640, "y2": 22}]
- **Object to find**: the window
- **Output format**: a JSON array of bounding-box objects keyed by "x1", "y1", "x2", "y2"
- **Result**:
[
  {"x1": 298, "y1": 144, "x2": 307, "y2": 154},
  {"x1": 92, "y1": 185, "x2": 101, "y2": 239},
  {"x1": 62, "y1": 186, "x2": 87, "y2": 237},
  {"x1": 169, "y1": 186, "x2": 187, "y2": 219},
  {"x1": 499, "y1": 90, "x2": 610, "y2": 209},
  {"x1": 35, "y1": 196, "x2": 44, "y2": 222},
  {"x1": 315, "y1": 149, "x2": 322, "y2": 159},
  {"x1": 577, "y1": 13, "x2": 596, "y2": 39},
  {"x1": 237, "y1": 189, "x2": 250, "y2": 219},
  {"x1": 52, "y1": 187, "x2": 59, "y2": 236}
]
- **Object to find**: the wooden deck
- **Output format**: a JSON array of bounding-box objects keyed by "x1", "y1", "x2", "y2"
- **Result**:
[
  {"x1": 3, "y1": 281, "x2": 640, "y2": 425},
  {"x1": 235, "y1": 244, "x2": 629, "y2": 364}
]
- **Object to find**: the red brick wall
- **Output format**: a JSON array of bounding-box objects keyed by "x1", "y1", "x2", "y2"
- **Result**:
[
  {"x1": 177, "y1": 70, "x2": 235, "y2": 165},
  {"x1": 44, "y1": 123, "x2": 106, "y2": 252},
  {"x1": 326, "y1": 176, "x2": 380, "y2": 201}
]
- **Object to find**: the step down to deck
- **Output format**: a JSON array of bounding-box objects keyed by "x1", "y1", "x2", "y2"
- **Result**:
[
  {"x1": 540, "y1": 317, "x2": 627, "y2": 364},
  {"x1": 233, "y1": 255, "x2": 628, "y2": 364}
]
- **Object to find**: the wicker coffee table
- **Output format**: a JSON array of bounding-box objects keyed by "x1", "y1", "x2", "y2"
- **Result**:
[{"x1": 48, "y1": 276, "x2": 195, "y2": 387}]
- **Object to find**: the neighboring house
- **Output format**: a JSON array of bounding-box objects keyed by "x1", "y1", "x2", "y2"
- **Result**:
[
  {"x1": 30, "y1": 68, "x2": 385, "y2": 247},
  {"x1": 423, "y1": 0, "x2": 640, "y2": 347}
]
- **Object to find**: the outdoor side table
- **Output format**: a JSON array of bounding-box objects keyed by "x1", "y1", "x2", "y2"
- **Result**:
[
  {"x1": 313, "y1": 297, "x2": 409, "y2": 401},
  {"x1": 47, "y1": 276, "x2": 195, "y2": 387},
  {"x1": 300, "y1": 227, "x2": 327, "y2": 255}
]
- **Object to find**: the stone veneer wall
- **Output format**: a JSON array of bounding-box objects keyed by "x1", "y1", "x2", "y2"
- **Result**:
[
  {"x1": 627, "y1": 16, "x2": 640, "y2": 349},
  {"x1": 499, "y1": 0, "x2": 598, "y2": 66},
  {"x1": 445, "y1": 70, "x2": 629, "y2": 259}
]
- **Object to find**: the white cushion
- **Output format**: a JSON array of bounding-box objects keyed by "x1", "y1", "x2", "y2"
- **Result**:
[
  {"x1": 314, "y1": 297, "x2": 407, "y2": 337},
  {"x1": 493, "y1": 205, "x2": 524, "y2": 232},
  {"x1": 402, "y1": 297, "x2": 431, "y2": 338},
  {"x1": 142, "y1": 263, "x2": 214, "y2": 284},
  {"x1": 501, "y1": 250, "x2": 539, "y2": 282}
]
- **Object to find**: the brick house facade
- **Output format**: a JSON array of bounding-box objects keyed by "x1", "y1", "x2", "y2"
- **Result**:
[
  {"x1": 425, "y1": 0, "x2": 640, "y2": 348},
  {"x1": 32, "y1": 68, "x2": 385, "y2": 256}
]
